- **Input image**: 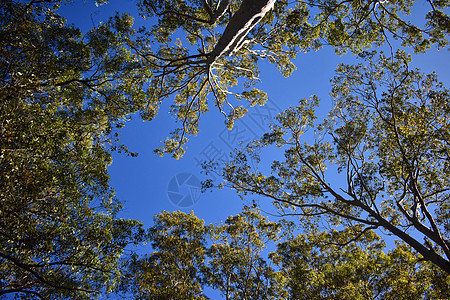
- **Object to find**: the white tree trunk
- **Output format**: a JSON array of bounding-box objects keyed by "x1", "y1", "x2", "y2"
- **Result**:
[{"x1": 207, "y1": 0, "x2": 276, "y2": 65}]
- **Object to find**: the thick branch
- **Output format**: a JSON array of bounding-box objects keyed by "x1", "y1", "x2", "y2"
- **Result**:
[
  {"x1": 0, "y1": 252, "x2": 100, "y2": 294},
  {"x1": 363, "y1": 207, "x2": 450, "y2": 274},
  {"x1": 207, "y1": 0, "x2": 276, "y2": 65},
  {"x1": 409, "y1": 178, "x2": 450, "y2": 259}
]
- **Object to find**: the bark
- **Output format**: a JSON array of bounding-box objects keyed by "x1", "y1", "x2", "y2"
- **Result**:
[
  {"x1": 207, "y1": 0, "x2": 276, "y2": 65},
  {"x1": 364, "y1": 206, "x2": 450, "y2": 274},
  {"x1": 210, "y1": 0, "x2": 231, "y2": 24}
]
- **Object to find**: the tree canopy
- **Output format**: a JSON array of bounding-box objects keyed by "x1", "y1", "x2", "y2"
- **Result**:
[
  {"x1": 1, "y1": 0, "x2": 450, "y2": 298},
  {"x1": 215, "y1": 50, "x2": 450, "y2": 274},
  {"x1": 97, "y1": 0, "x2": 449, "y2": 158},
  {"x1": 2, "y1": 0, "x2": 447, "y2": 159},
  {"x1": 117, "y1": 0, "x2": 450, "y2": 157},
  {"x1": 0, "y1": 1, "x2": 145, "y2": 298},
  {"x1": 121, "y1": 208, "x2": 450, "y2": 299}
]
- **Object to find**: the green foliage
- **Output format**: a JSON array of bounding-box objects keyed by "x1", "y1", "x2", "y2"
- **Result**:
[
  {"x1": 7, "y1": 0, "x2": 444, "y2": 160},
  {"x1": 121, "y1": 207, "x2": 290, "y2": 299},
  {"x1": 283, "y1": 0, "x2": 450, "y2": 54},
  {"x1": 0, "y1": 1, "x2": 145, "y2": 298},
  {"x1": 204, "y1": 206, "x2": 289, "y2": 299},
  {"x1": 121, "y1": 211, "x2": 208, "y2": 299},
  {"x1": 2, "y1": 0, "x2": 450, "y2": 297},
  {"x1": 129, "y1": 0, "x2": 450, "y2": 158},
  {"x1": 273, "y1": 226, "x2": 450, "y2": 299},
  {"x1": 123, "y1": 208, "x2": 450, "y2": 299},
  {"x1": 218, "y1": 51, "x2": 450, "y2": 274},
  {"x1": 5, "y1": 0, "x2": 446, "y2": 160}
]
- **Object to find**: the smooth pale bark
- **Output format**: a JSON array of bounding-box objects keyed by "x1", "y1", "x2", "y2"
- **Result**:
[
  {"x1": 210, "y1": 0, "x2": 231, "y2": 24},
  {"x1": 207, "y1": 0, "x2": 276, "y2": 65}
]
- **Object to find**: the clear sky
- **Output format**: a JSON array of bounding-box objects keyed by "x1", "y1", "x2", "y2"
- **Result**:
[{"x1": 58, "y1": 0, "x2": 450, "y2": 258}]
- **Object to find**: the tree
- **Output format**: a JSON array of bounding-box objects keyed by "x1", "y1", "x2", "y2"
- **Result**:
[
  {"x1": 2, "y1": 0, "x2": 449, "y2": 295},
  {"x1": 121, "y1": 207, "x2": 289, "y2": 299},
  {"x1": 272, "y1": 225, "x2": 450, "y2": 299},
  {"x1": 0, "y1": 1, "x2": 146, "y2": 298},
  {"x1": 121, "y1": 208, "x2": 450, "y2": 299},
  {"x1": 132, "y1": 0, "x2": 450, "y2": 157},
  {"x1": 3, "y1": 0, "x2": 445, "y2": 160},
  {"x1": 203, "y1": 206, "x2": 288, "y2": 299},
  {"x1": 120, "y1": 211, "x2": 209, "y2": 299},
  {"x1": 217, "y1": 50, "x2": 450, "y2": 274}
]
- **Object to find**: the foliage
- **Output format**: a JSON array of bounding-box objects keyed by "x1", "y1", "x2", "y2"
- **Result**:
[
  {"x1": 203, "y1": 206, "x2": 289, "y2": 299},
  {"x1": 130, "y1": 0, "x2": 450, "y2": 157},
  {"x1": 273, "y1": 226, "x2": 450, "y2": 299},
  {"x1": 121, "y1": 207, "x2": 289, "y2": 299},
  {"x1": 2, "y1": 0, "x2": 450, "y2": 297},
  {"x1": 122, "y1": 208, "x2": 450, "y2": 299},
  {"x1": 3, "y1": 0, "x2": 445, "y2": 160},
  {"x1": 216, "y1": 50, "x2": 450, "y2": 274},
  {"x1": 0, "y1": 1, "x2": 146, "y2": 298},
  {"x1": 121, "y1": 211, "x2": 209, "y2": 299}
]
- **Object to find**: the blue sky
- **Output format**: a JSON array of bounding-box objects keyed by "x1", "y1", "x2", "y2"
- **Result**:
[{"x1": 58, "y1": 0, "x2": 450, "y2": 255}]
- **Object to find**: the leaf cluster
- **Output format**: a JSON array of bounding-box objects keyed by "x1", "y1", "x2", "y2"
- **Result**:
[
  {"x1": 217, "y1": 51, "x2": 450, "y2": 274},
  {"x1": 122, "y1": 208, "x2": 450, "y2": 299},
  {"x1": 0, "y1": 1, "x2": 146, "y2": 298}
]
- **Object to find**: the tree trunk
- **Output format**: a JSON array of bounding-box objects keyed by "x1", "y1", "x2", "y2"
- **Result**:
[
  {"x1": 367, "y1": 206, "x2": 450, "y2": 274},
  {"x1": 207, "y1": 0, "x2": 276, "y2": 65}
]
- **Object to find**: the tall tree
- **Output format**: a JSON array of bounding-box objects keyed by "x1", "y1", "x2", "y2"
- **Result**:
[
  {"x1": 2, "y1": 0, "x2": 449, "y2": 295},
  {"x1": 121, "y1": 208, "x2": 450, "y2": 299},
  {"x1": 272, "y1": 225, "x2": 450, "y2": 299},
  {"x1": 121, "y1": 207, "x2": 289, "y2": 299},
  {"x1": 3, "y1": 0, "x2": 449, "y2": 160},
  {"x1": 121, "y1": 211, "x2": 209, "y2": 299},
  {"x1": 217, "y1": 51, "x2": 450, "y2": 274},
  {"x1": 203, "y1": 206, "x2": 288, "y2": 299},
  {"x1": 133, "y1": 0, "x2": 450, "y2": 157},
  {"x1": 0, "y1": 1, "x2": 146, "y2": 298}
]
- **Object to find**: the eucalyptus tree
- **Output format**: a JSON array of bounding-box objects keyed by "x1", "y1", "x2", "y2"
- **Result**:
[
  {"x1": 1, "y1": 0, "x2": 449, "y2": 296},
  {"x1": 217, "y1": 51, "x2": 450, "y2": 274},
  {"x1": 0, "y1": 1, "x2": 146, "y2": 298},
  {"x1": 203, "y1": 206, "x2": 289, "y2": 299},
  {"x1": 273, "y1": 226, "x2": 450, "y2": 299},
  {"x1": 122, "y1": 208, "x2": 449, "y2": 299},
  {"x1": 120, "y1": 207, "x2": 289, "y2": 299},
  {"x1": 133, "y1": 0, "x2": 450, "y2": 157},
  {"x1": 120, "y1": 211, "x2": 209, "y2": 299}
]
